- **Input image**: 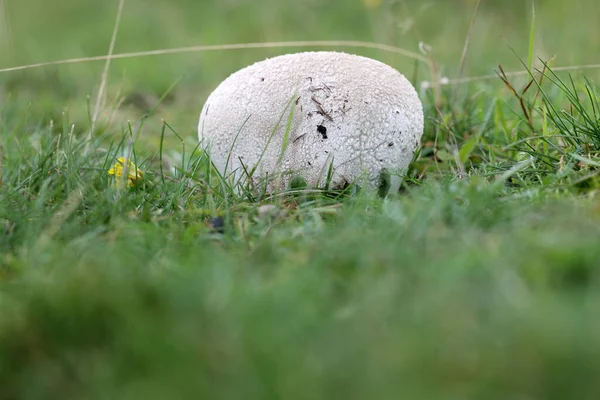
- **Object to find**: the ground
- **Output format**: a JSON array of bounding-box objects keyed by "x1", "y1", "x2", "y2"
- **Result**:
[{"x1": 1, "y1": 0, "x2": 600, "y2": 398}]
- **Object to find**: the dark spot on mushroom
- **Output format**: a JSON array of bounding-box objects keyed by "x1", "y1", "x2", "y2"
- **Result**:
[
  {"x1": 295, "y1": 96, "x2": 300, "y2": 105},
  {"x1": 395, "y1": 110, "x2": 400, "y2": 114},
  {"x1": 317, "y1": 125, "x2": 328, "y2": 139},
  {"x1": 260, "y1": 77, "x2": 265, "y2": 82},
  {"x1": 293, "y1": 133, "x2": 307, "y2": 144},
  {"x1": 205, "y1": 104, "x2": 210, "y2": 116},
  {"x1": 308, "y1": 161, "x2": 312, "y2": 166},
  {"x1": 388, "y1": 142, "x2": 394, "y2": 147}
]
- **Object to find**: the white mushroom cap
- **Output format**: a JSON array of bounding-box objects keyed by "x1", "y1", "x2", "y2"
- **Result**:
[{"x1": 198, "y1": 51, "x2": 423, "y2": 193}]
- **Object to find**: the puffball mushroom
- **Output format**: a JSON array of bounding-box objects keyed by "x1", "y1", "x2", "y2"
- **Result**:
[{"x1": 198, "y1": 51, "x2": 424, "y2": 194}]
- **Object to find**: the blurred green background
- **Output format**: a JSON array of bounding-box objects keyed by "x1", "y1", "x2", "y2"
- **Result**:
[
  {"x1": 2, "y1": 0, "x2": 599, "y2": 118},
  {"x1": 1, "y1": 0, "x2": 598, "y2": 151}
]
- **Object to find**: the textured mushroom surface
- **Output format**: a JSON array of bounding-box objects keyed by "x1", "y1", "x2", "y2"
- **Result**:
[{"x1": 198, "y1": 51, "x2": 423, "y2": 193}]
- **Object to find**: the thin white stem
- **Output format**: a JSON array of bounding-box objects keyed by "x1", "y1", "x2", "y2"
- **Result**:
[
  {"x1": 89, "y1": 0, "x2": 125, "y2": 144},
  {"x1": 0, "y1": 40, "x2": 428, "y2": 75}
]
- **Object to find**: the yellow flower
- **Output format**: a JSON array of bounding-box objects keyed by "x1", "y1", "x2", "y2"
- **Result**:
[{"x1": 108, "y1": 157, "x2": 143, "y2": 188}]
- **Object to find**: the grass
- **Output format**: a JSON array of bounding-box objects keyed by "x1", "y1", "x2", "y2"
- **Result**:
[{"x1": 2, "y1": 0, "x2": 600, "y2": 398}]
